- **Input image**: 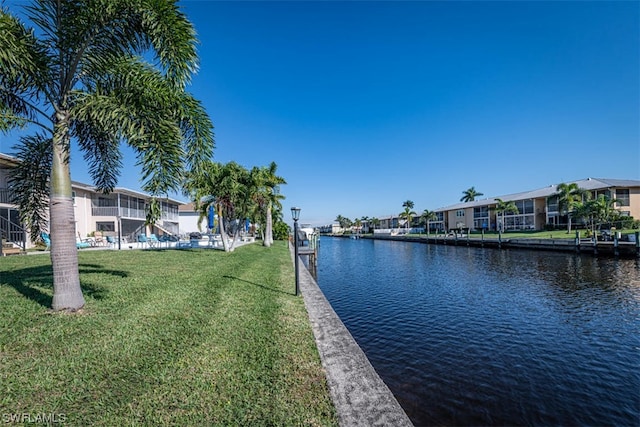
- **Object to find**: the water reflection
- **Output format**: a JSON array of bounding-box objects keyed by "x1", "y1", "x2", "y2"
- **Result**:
[{"x1": 317, "y1": 237, "x2": 640, "y2": 427}]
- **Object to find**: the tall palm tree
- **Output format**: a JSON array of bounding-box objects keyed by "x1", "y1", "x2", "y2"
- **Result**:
[
  {"x1": 421, "y1": 209, "x2": 437, "y2": 238},
  {"x1": 552, "y1": 183, "x2": 588, "y2": 233},
  {"x1": 461, "y1": 187, "x2": 483, "y2": 202},
  {"x1": 399, "y1": 205, "x2": 417, "y2": 234},
  {"x1": 261, "y1": 162, "x2": 286, "y2": 247},
  {"x1": 1, "y1": 1, "x2": 214, "y2": 311}
]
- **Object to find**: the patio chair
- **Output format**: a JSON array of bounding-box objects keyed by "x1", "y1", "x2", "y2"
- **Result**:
[
  {"x1": 77, "y1": 232, "x2": 93, "y2": 248},
  {"x1": 93, "y1": 231, "x2": 106, "y2": 247},
  {"x1": 148, "y1": 234, "x2": 160, "y2": 248},
  {"x1": 41, "y1": 232, "x2": 51, "y2": 251},
  {"x1": 137, "y1": 234, "x2": 148, "y2": 248},
  {"x1": 106, "y1": 235, "x2": 117, "y2": 248}
]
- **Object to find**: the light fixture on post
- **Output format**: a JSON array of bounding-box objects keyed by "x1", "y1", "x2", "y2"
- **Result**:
[
  {"x1": 291, "y1": 207, "x2": 301, "y2": 296},
  {"x1": 117, "y1": 215, "x2": 122, "y2": 250}
]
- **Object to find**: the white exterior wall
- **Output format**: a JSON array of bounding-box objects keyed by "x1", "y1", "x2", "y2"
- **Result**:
[{"x1": 179, "y1": 212, "x2": 203, "y2": 235}]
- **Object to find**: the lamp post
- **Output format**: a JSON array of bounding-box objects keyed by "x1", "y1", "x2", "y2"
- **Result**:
[
  {"x1": 117, "y1": 215, "x2": 122, "y2": 250},
  {"x1": 291, "y1": 207, "x2": 301, "y2": 296}
]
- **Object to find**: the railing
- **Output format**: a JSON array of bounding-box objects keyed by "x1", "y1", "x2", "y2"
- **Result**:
[
  {"x1": 91, "y1": 206, "x2": 146, "y2": 219},
  {"x1": 0, "y1": 188, "x2": 15, "y2": 204},
  {"x1": 161, "y1": 221, "x2": 179, "y2": 235},
  {"x1": 91, "y1": 206, "x2": 177, "y2": 221},
  {"x1": 0, "y1": 215, "x2": 26, "y2": 250}
]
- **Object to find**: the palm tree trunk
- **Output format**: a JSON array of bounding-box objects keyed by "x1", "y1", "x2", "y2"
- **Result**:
[
  {"x1": 217, "y1": 204, "x2": 230, "y2": 252},
  {"x1": 50, "y1": 113, "x2": 85, "y2": 311},
  {"x1": 264, "y1": 204, "x2": 272, "y2": 247}
]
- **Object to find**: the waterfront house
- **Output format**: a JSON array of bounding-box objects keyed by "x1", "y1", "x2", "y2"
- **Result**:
[
  {"x1": 433, "y1": 178, "x2": 640, "y2": 232},
  {"x1": 0, "y1": 152, "x2": 181, "y2": 250},
  {"x1": 321, "y1": 178, "x2": 640, "y2": 235}
]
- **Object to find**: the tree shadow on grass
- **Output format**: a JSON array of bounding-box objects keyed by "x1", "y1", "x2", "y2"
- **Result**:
[
  {"x1": 222, "y1": 275, "x2": 294, "y2": 296},
  {"x1": 1, "y1": 263, "x2": 129, "y2": 309}
]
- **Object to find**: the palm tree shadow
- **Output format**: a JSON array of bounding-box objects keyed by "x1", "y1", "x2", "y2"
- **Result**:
[
  {"x1": 1, "y1": 263, "x2": 129, "y2": 308},
  {"x1": 222, "y1": 275, "x2": 293, "y2": 296}
]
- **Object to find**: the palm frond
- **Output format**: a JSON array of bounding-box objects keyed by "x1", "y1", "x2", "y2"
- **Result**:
[
  {"x1": 0, "y1": 6, "x2": 50, "y2": 131},
  {"x1": 9, "y1": 134, "x2": 52, "y2": 241}
]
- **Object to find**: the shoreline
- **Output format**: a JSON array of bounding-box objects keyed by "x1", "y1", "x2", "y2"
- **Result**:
[{"x1": 325, "y1": 233, "x2": 640, "y2": 257}]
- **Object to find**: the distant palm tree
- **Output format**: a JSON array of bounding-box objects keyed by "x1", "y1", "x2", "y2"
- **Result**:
[
  {"x1": 402, "y1": 200, "x2": 415, "y2": 210},
  {"x1": 574, "y1": 194, "x2": 618, "y2": 235},
  {"x1": 353, "y1": 218, "x2": 362, "y2": 234},
  {"x1": 370, "y1": 217, "x2": 380, "y2": 230},
  {"x1": 421, "y1": 209, "x2": 437, "y2": 238},
  {"x1": 493, "y1": 198, "x2": 519, "y2": 237},
  {"x1": 552, "y1": 183, "x2": 589, "y2": 233},
  {"x1": 461, "y1": 187, "x2": 484, "y2": 202}
]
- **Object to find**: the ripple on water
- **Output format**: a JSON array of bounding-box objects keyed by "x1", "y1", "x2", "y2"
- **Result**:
[{"x1": 317, "y1": 237, "x2": 640, "y2": 427}]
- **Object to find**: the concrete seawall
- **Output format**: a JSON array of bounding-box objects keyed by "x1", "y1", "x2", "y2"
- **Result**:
[
  {"x1": 290, "y1": 244, "x2": 413, "y2": 426},
  {"x1": 334, "y1": 234, "x2": 639, "y2": 257}
]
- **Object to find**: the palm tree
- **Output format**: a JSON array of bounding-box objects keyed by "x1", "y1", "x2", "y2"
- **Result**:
[
  {"x1": 493, "y1": 198, "x2": 519, "y2": 239},
  {"x1": 353, "y1": 218, "x2": 362, "y2": 234},
  {"x1": 552, "y1": 183, "x2": 588, "y2": 233},
  {"x1": 187, "y1": 161, "x2": 252, "y2": 252},
  {"x1": 574, "y1": 195, "x2": 619, "y2": 235},
  {"x1": 461, "y1": 187, "x2": 483, "y2": 202},
  {"x1": 335, "y1": 215, "x2": 351, "y2": 232},
  {"x1": 402, "y1": 200, "x2": 415, "y2": 210},
  {"x1": 399, "y1": 201, "x2": 417, "y2": 233},
  {"x1": 370, "y1": 217, "x2": 380, "y2": 231},
  {"x1": 250, "y1": 162, "x2": 285, "y2": 247},
  {"x1": 421, "y1": 209, "x2": 437, "y2": 238},
  {"x1": 1, "y1": 1, "x2": 214, "y2": 311}
]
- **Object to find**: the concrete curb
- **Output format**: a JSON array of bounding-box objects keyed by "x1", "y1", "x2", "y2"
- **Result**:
[{"x1": 291, "y1": 244, "x2": 413, "y2": 426}]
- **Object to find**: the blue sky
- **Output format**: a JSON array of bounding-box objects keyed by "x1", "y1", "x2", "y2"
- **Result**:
[{"x1": 2, "y1": 1, "x2": 639, "y2": 226}]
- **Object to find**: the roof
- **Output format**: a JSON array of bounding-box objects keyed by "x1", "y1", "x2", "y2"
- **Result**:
[
  {"x1": 435, "y1": 178, "x2": 640, "y2": 212},
  {"x1": 0, "y1": 151, "x2": 184, "y2": 204}
]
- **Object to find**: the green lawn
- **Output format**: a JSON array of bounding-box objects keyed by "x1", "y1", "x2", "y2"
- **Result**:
[
  {"x1": 396, "y1": 228, "x2": 638, "y2": 240},
  {"x1": 0, "y1": 242, "x2": 337, "y2": 426}
]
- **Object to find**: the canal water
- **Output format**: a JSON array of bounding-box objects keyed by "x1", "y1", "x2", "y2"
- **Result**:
[{"x1": 315, "y1": 236, "x2": 640, "y2": 426}]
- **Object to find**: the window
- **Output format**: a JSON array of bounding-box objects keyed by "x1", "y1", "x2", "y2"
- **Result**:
[
  {"x1": 615, "y1": 189, "x2": 630, "y2": 207},
  {"x1": 96, "y1": 222, "x2": 115, "y2": 232},
  {"x1": 456, "y1": 209, "x2": 465, "y2": 217},
  {"x1": 474, "y1": 206, "x2": 489, "y2": 218}
]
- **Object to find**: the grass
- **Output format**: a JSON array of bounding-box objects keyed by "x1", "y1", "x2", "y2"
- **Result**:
[{"x1": 0, "y1": 242, "x2": 337, "y2": 426}]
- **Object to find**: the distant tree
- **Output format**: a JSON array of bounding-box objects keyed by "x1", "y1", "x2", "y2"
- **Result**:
[
  {"x1": 421, "y1": 209, "x2": 437, "y2": 238},
  {"x1": 399, "y1": 201, "x2": 417, "y2": 233},
  {"x1": 552, "y1": 183, "x2": 589, "y2": 233},
  {"x1": 370, "y1": 217, "x2": 380, "y2": 230},
  {"x1": 461, "y1": 187, "x2": 483, "y2": 202},
  {"x1": 574, "y1": 194, "x2": 619, "y2": 234},
  {"x1": 354, "y1": 218, "x2": 362, "y2": 234},
  {"x1": 493, "y1": 198, "x2": 519, "y2": 234}
]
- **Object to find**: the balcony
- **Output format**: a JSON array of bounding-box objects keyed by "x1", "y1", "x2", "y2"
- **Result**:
[{"x1": 91, "y1": 206, "x2": 178, "y2": 222}]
